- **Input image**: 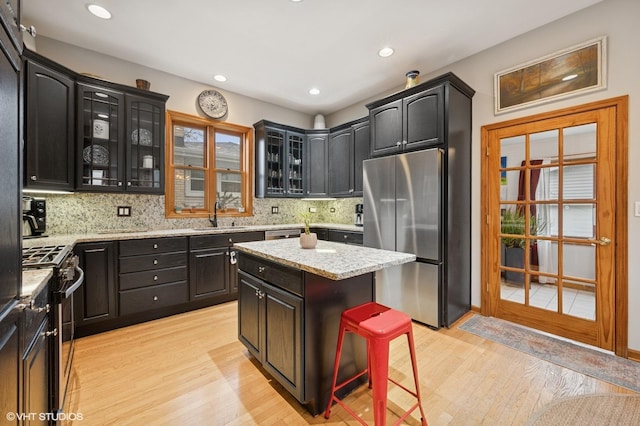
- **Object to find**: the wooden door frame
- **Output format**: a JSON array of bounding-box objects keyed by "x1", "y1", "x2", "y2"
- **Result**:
[{"x1": 480, "y1": 96, "x2": 628, "y2": 357}]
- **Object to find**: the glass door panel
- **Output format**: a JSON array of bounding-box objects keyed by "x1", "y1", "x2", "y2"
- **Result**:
[
  {"x1": 79, "y1": 86, "x2": 122, "y2": 190},
  {"x1": 266, "y1": 130, "x2": 285, "y2": 195},
  {"x1": 128, "y1": 99, "x2": 163, "y2": 191}
]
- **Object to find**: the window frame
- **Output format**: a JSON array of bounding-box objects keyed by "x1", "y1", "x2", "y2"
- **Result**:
[{"x1": 165, "y1": 110, "x2": 253, "y2": 219}]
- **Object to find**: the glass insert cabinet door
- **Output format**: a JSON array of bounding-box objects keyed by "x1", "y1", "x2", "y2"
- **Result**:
[
  {"x1": 127, "y1": 96, "x2": 164, "y2": 191},
  {"x1": 78, "y1": 84, "x2": 124, "y2": 190}
]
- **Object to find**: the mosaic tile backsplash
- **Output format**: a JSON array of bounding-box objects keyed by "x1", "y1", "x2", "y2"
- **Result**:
[{"x1": 41, "y1": 193, "x2": 362, "y2": 235}]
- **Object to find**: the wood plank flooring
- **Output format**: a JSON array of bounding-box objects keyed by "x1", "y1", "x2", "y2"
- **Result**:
[{"x1": 66, "y1": 302, "x2": 636, "y2": 425}]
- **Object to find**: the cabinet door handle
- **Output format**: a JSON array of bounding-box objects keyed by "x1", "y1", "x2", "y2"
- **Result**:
[
  {"x1": 402, "y1": 140, "x2": 407, "y2": 145},
  {"x1": 153, "y1": 296, "x2": 159, "y2": 301},
  {"x1": 258, "y1": 266, "x2": 265, "y2": 273},
  {"x1": 44, "y1": 329, "x2": 58, "y2": 337},
  {"x1": 30, "y1": 175, "x2": 37, "y2": 181},
  {"x1": 153, "y1": 244, "x2": 158, "y2": 249},
  {"x1": 153, "y1": 275, "x2": 158, "y2": 281},
  {"x1": 153, "y1": 259, "x2": 158, "y2": 265},
  {"x1": 396, "y1": 141, "x2": 402, "y2": 147},
  {"x1": 118, "y1": 181, "x2": 123, "y2": 187}
]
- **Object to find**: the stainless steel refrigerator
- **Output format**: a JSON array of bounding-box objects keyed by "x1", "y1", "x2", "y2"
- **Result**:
[{"x1": 363, "y1": 148, "x2": 469, "y2": 328}]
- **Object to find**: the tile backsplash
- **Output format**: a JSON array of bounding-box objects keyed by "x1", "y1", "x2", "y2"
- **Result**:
[{"x1": 41, "y1": 193, "x2": 362, "y2": 235}]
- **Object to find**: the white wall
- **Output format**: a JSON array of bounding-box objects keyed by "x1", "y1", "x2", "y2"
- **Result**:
[
  {"x1": 33, "y1": 37, "x2": 314, "y2": 130},
  {"x1": 332, "y1": 0, "x2": 640, "y2": 350}
]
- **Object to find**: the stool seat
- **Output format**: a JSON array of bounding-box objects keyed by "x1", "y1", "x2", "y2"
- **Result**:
[{"x1": 325, "y1": 302, "x2": 427, "y2": 426}]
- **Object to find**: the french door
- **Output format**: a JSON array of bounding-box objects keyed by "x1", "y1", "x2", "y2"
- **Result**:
[{"x1": 481, "y1": 97, "x2": 628, "y2": 353}]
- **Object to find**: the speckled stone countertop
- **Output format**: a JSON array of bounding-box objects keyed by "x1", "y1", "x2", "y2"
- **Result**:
[
  {"x1": 21, "y1": 223, "x2": 362, "y2": 249},
  {"x1": 21, "y1": 223, "x2": 362, "y2": 298},
  {"x1": 234, "y1": 238, "x2": 415, "y2": 280}
]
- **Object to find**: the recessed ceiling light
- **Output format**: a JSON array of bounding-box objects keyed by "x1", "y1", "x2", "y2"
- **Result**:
[
  {"x1": 309, "y1": 88, "x2": 320, "y2": 95},
  {"x1": 214, "y1": 75, "x2": 227, "y2": 82},
  {"x1": 562, "y1": 74, "x2": 578, "y2": 81},
  {"x1": 378, "y1": 47, "x2": 394, "y2": 57},
  {"x1": 87, "y1": 4, "x2": 112, "y2": 19}
]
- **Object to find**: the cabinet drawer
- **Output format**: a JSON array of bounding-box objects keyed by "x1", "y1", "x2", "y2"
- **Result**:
[
  {"x1": 190, "y1": 231, "x2": 264, "y2": 250},
  {"x1": 119, "y1": 252, "x2": 187, "y2": 274},
  {"x1": 328, "y1": 230, "x2": 363, "y2": 245},
  {"x1": 119, "y1": 237, "x2": 187, "y2": 256},
  {"x1": 238, "y1": 254, "x2": 303, "y2": 297},
  {"x1": 119, "y1": 281, "x2": 188, "y2": 316},
  {"x1": 119, "y1": 266, "x2": 187, "y2": 290}
]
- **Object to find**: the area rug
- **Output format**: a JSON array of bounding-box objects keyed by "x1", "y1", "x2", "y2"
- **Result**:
[
  {"x1": 525, "y1": 393, "x2": 640, "y2": 425},
  {"x1": 458, "y1": 314, "x2": 640, "y2": 392}
]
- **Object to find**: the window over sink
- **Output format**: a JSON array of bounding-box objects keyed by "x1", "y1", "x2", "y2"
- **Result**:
[{"x1": 165, "y1": 110, "x2": 253, "y2": 218}]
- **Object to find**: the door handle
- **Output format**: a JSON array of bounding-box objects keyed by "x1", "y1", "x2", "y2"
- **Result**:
[{"x1": 597, "y1": 237, "x2": 611, "y2": 246}]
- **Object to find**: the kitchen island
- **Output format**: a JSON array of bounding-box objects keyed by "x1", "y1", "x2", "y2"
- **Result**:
[{"x1": 233, "y1": 238, "x2": 415, "y2": 415}]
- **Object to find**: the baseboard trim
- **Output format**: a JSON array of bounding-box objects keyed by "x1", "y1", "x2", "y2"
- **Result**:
[{"x1": 628, "y1": 348, "x2": 640, "y2": 362}]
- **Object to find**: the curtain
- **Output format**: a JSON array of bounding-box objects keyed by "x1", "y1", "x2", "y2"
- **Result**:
[
  {"x1": 535, "y1": 159, "x2": 554, "y2": 283},
  {"x1": 517, "y1": 160, "x2": 544, "y2": 265}
]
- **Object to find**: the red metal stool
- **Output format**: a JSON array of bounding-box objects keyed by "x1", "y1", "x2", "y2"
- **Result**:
[{"x1": 324, "y1": 302, "x2": 427, "y2": 425}]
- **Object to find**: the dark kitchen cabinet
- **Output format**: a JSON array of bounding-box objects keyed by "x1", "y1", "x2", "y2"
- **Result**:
[
  {"x1": 238, "y1": 252, "x2": 373, "y2": 415},
  {"x1": 0, "y1": 0, "x2": 22, "y2": 417},
  {"x1": 368, "y1": 82, "x2": 444, "y2": 157},
  {"x1": 254, "y1": 121, "x2": 306, "y2": 198},
  {"x1": 189, "y1": 247, "x2": 229, "y2": 300},
  {"x1": 24, "y1": 51, "x2": 75, "y2": 192},
  {"x1": 305, "y1": 131, "x2": 329, "y2": 197},
  {"x1": 76, "y1": 79, "x2": 168, "y2": 193},
  {"x1": 328, "y1": 127, "x2": 353, "y2": 197},
  {"x1": 0, "y1": 306, "x2": 22, "y2": 423},
  {"x1": 328, "y1": 229, "x2": 363, "y2": 245},
  {"x1": 118, "y1": 237, "x2": 188, "y2": 316},
  {"x1": 23, "y1": 316, "x2": 50, "y2": 425},
  {"x1": 189, "y1": 231, "x2": 264, "y2": 301},
  {"x1": 328, "y1": 117, "x2": 370, "y2": 197},
  {"x1": 75, "y1": 242, "x2": 117, "y2": 328},
  {"x1": 238, "y1": 270, "x2": 304, "y2": 402},
  {"x1": 352, "y1": 120, "x2": 370, "y2": 195}
]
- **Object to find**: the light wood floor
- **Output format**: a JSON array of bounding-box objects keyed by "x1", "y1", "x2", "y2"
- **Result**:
[{"x1": 67, "y1": 302, "x2": 635, "y2": 425}]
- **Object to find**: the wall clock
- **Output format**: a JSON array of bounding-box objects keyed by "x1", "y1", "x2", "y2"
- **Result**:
[{"x1": 198, "y1": 89, "x2": 228, "y2": 119}]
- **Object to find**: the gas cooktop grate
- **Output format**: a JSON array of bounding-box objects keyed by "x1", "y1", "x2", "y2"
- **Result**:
[{"x1": 22, "y1": 245, "x2": 72, "y2": 268}]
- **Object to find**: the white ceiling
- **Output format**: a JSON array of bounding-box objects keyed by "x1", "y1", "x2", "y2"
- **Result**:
[{"x1": 22, "y1": 0, "x2": 602, "y2": 115}]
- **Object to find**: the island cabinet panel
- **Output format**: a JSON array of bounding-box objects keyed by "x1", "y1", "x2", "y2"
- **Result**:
[{"x1": 237, "y1": 252, "x2": 373, "y2": 415}]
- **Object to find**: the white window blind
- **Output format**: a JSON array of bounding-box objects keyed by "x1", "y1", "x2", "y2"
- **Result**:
[{"x1": 547, "y1": 164, "x2": 595, "y2": 238}]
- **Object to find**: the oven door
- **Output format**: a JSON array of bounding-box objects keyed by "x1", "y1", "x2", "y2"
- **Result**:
[{"x1": 52, "y1": 265, "x2": 84, "y2": 414}]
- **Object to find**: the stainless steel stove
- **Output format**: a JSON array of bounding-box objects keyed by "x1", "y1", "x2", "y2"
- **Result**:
[{"x1": 22, "y1": 245, "x2": 72, "y2": 268}]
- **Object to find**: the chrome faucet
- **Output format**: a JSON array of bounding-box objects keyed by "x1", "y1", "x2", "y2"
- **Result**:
[{"x1": 209, "y1": 200, "x2": 221, "y2": 227}]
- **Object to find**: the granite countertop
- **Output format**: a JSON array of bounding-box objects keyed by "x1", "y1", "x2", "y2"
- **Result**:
[
  {"x1": 21, "y1": 223, "x2": 363, "y2": 249},
  {"x1": 21, "y1": 268, "x2": 53, "y2": 299},
  {"x1": 233, "y1": 238, "x2": 415, "y2": 280},
  {"x1": 20, "y1": 223, "x2": 363, "y2": 298}
]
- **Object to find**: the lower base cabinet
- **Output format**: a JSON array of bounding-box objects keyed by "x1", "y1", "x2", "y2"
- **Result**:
[
  {"x1": 75, "y1": 241, "x2": 117, "y2": 327},
  {"x1": 237, "y1": 252, "x2": 373, "y2": 415},
  {"x1": 238, "y1": 271, "x2": 304, "y2": 401},
  {"x1": 23, "y1": 316, "x2": 50, "y2": 425},
  {"x1": 0, "y1": 305, "x2": 22, "y2": 423}
]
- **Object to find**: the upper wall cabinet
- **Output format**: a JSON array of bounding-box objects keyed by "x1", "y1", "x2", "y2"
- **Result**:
[
  {"x1": 76, "y1": 78, "x2": 168, "y2": 193},
  {"x1": 367, "y1": 73, "x2": 473, "y2": 158},
  {"x1": 328, "y1": 117, "x2": 370, "y2": 197},
  {"x1": 254, "y1": 121, "x2": 306, "y2": 198},
  {"x1": 0, "y1": 0, "x2": 22, "y2": 55},
  {"x1": 24, "y1": 52, "x2": 75, "y2": 192},
  {"x1": 305, "y1": 130, "x2": 329, "y2": 198}
]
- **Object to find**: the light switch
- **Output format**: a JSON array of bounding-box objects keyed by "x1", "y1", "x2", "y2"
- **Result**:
[
  {"x1": 117, "y1": 206, "x2": 131, "y2": 217},
  {"x1": 635, "y1": 201, "x2": 640, "y2": 217}
]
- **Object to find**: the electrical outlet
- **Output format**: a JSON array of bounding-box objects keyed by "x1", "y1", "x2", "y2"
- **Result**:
[
  {"x1": 271, "y1": 206, "x2": 279, "y2": 214},
  {"x1": 635, "y1": 201, "x2": 640, "y2": 217},
  {"x1": 117, "y1": 206, "x2": 131, "y2": 217},
  {"x1": 309, "y1": 207, "x2": 317, "y2": 213}
]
